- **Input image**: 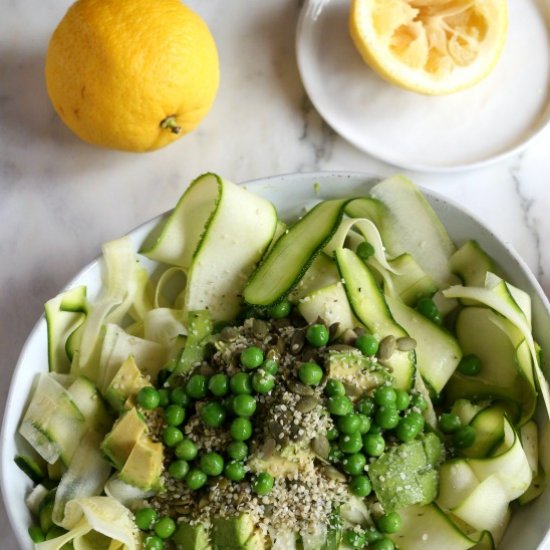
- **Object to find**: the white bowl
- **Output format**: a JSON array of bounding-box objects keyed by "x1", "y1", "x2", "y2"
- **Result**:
[{"x1": 2, "y1": 172, "x2": 550, "y2": 549}]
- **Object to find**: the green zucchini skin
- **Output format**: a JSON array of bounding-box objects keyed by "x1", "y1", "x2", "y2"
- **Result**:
[
  {"x1": 335, "y1": 248, "x2": 415, "y2": 390},
  {"x1": 244, "y1": 199, "x2": 350, "y2": 307}
]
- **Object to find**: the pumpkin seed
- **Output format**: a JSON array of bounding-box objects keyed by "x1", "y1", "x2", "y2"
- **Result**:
[
  {"x1": 262, "y1": 437, "x2": 277, "y2": 458},
  {"x1": 329, "y1": 322, "x2": 341, "y2": 341},
  {"x1": 378, "y1": 335, "x2": 397, "y2": 360},
  {"x1": 311, "y1": 436, "x2": 330, "y2": 459},
  {"x1": 288, "y1": 380, "x2": 315, "y2": 396},
  {"x1": 220, "y1": 326, "x2": 239, "y2": 342},
  {"x1": 296, "y1": 396, "x2": 319, "y2": 413},
  {"x1": 396, "y1": 336, "x2": 417, "y2": 351},
  {"x1": 199, "y1": 363, "x2": 215, "y2": 377},
  {"x1": 322, "y1": 465, "x2": 347, "y2": 483},
  {"x1": 276, "y1": 336, "x2": 287, "y2": 355},
  {"x1": 252, "y1": 318, "x2": 269, "y2": 339},
  {"x1": 290, "y1": 330, "x2": 305, "y2": 354}
]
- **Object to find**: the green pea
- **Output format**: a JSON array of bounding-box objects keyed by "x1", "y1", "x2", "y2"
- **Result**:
[
  {"x1": 396, "y1": 417, "x2": 420, "y2": 443},
  {"x1": 325, "y1": 378, "x2": 346, "y2": 397},
  {"x1": 28, "y1": 526, "x2": 45, "y2": 543},
  {"x1": 208, "y1": 373, "x2": 230, "y2": 397},
  {"x1": 457, "y1": 354, "x2": 482, "y2": 376},
  {"x1": 170, "y1": 387, "x2": 190, "y2": 407},
  {"x1": 326, "y1": 427, "x2": 339, "y2": 441},
  {"x1": 144, "y1": 535, "x2": 164, "y2": 550},
  {"x1": 261, "y1": 359, "x2": 279, "y2": 375},
  {"x1": 164, "y1": 404, "x2": 185, "y2": 427},
  {"x1": 373, "y1": 538, "x2": 395, "y2": 550},
  {"x1": 375, "y1": 406, "x2": 400, "y2": 430},
  {"x1": 163, "y1": 426, "x2": 184, "y2": 447},
  {"x1": 232, "y1": 394, "x2": 257, "y2": 417},
  {"x1": 252, "y1": 371, "x2": 275, "y2": 394},
  {"x1": 200, "y1": 452, "x2": 225, "y2": 476},
  {"x1": 154, "y1": 517, "x2": 176, "y2": 539},
  {"x1": 137, "y1": 386, "x2": 160, "y2": 410},
  {"x1": 363, "y1": 433, "x2": 385, "y2": 456},
  {"x1": 240, "y1": 346, "x2": 264, "y2": 369},
  {"x1": 185, "y1": 374, "x2": 208, "y2": 399},
  {"x1": 134, "y1": 507, "x2": 157, "y2": 530},
  {"x1": 185, "y1": 468, "x2": 207, "y2": 490},
  {"x1": 349, "y1": 475, "x2": 372, "y2": 497},
  {"x1": 415, "y1": 297, "x2": 442, "y2": 325},
  {"x1": 268, "y1": 300, "x2": 292, "y2": 319},
  {"x1": 336, "y1": 414, "x2": 361, "y2": 434},
  {"x1": 298, "y1": 362, "x2": 324, "y2": 386},
  {"x1": 252, "y1": 472, "x2": 274, "y2": 495},
  {"x1": 175, "y1": 438, "x2": 198, "y2": 461},
  {"x1": 230, "y1": 417, "x2": 253, "y2": 441},
  {"x1": 339, "y1": 432, "x2": 363, "y2": 454},
  {"x1": 453, "y1": 425, "x2": 476, "y2": 449},
  {"x1": 378, "y1": 511, "x2": 402, "y2": 534},
  {"x1": 230, "y1": 372, "x2": 252, "y2": 395},
  {"x1": 439, "y1": 413, "x2": 462, "y2": 433},
  {"x1": 328, "y1": 395, "x2": 353, "y2": 416},
  {"x1": 374, "y1": 386, "x2": 397, "y2": 406},
  {"x1": 168, "y1": 459, "x2": 189, "y2": 480},
  {"x1": 356, "y1": 414, "x2": 372, "y2": 434},
  {"x1": 343, "y1": 529, "x2": 366, "y2": 549},
  {"x1": 201, "y1": 401, "x2": 227, "y2": 428},
  {"x1": 158, "y1": 388, "x2": 171, "y2": 407},
  {"x1": 342, "y1": 453, "x2": 367, "y2": 475},
  {"x1": 227, "y1": 441, "x2": 248, "y2": 461},
  {"x1": 224, "y1": 460, "x2": 246, "y2": 481},
  {"x1": 394, "y1": 389, "x2": 411, "y2": 411},
  {"x1": 356, "y1": 397, "x2": 376, "y2": 416},
  {"x1": 355, "y1": 333, "x2": 379, "y2": 356},
  {"x1": 364, "y1": 528, "x2": 384, "y2": 544},
  {"x1": 411, "y1": 393, "x2": 428, "y2": 411},
  {"x1": 305, "y1": 324, "x2": 330, "y2": 347},
  {"x1": 357, "y1": 240, "x2": 375, "y2": 260}
]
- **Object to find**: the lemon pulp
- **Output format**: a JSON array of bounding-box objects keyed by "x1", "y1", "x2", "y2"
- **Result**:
[{"x1": 349, "y1": 0, "x2": 508, "y2": 95}]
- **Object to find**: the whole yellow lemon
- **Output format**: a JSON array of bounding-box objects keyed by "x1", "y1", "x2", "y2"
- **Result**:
[{"x1": 45, "y1": 0, "x2": 219, "y2": 152}]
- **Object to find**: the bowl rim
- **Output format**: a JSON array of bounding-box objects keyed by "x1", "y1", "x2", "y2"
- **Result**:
[{"x1": 3, "y1": 170, "x2": 550, "y2": 549}]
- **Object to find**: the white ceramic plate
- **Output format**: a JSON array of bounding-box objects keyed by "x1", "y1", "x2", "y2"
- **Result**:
[
  {"x1": 296, "y1": 0, "x2": 550, "y2": 172},
  {"x1": 3, "y1": 172, "x2": 550, "y2": 549}
]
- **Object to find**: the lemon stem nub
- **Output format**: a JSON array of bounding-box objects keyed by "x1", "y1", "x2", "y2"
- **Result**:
[{"x1": 160, "y1": 116, "x2": 181, "y2": 134}]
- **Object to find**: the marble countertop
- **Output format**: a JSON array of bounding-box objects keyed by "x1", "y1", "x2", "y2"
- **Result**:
[{"x1": 1, "y1": 0, "x2": 550, "y2": 547}]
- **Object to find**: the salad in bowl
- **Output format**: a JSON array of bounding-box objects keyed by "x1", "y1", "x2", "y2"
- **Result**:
[{"x1": 3, "y1": 172, "x2": 550, "y2": 550}]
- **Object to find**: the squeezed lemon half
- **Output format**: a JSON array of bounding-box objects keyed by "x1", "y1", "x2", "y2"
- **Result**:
[{"x1": 349, "y1": 0, "x2": 508, "y2": 95}]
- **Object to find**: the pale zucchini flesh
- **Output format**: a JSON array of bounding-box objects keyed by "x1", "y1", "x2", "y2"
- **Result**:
[{"x1": 244, "y1": 198, "x2": 349, "y2": 306}]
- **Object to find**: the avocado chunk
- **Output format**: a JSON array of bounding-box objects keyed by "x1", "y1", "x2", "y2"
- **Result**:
[
  {"x1": 101, "y1": 407, "x2": 147, "y2": 469},
  {"x1": 173, "y1": 523, "x2": 211, "y2": 550},
  {"x1": 104, "y1": 356, "x2": 149, "y2": 412},
  {"x1": 328, "y1": 351, "x2": 389, "y2": 399},
  {"x1": 119, "y1": 435, "x2": 163, "y2": 491},
  {"x1": 212, "y1": 514, "x2": 264, "y2": 550},
  {"x1": 369, "y1": 433, "x2": 444, "y2": 511}
]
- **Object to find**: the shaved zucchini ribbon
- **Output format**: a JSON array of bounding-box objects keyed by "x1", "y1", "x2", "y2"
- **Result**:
[
  {"x1": 36, "y1": 496, "x2": 140, "y2": 550},
  {"x1": 443, "y1": 273, "x2": 550, "y2": 419}
]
